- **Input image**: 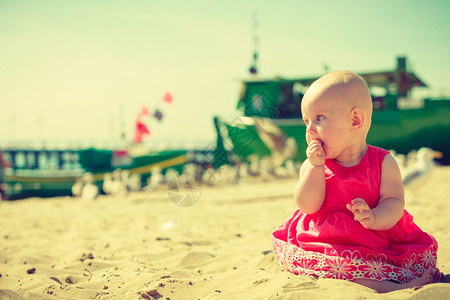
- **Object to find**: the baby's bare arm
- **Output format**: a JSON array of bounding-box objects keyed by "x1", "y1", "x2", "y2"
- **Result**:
[
  {"x1": 347, "y1": 154, "x2": 405, "y2": 230},
  {"x1": 294, "y1": 161, "x2": 325, "y2": 214},
  {"x1": 294, "y1": 141, "x2": 326, "y2": 214},
  {"x1": 348, "y1": 154, "x2": 404, "y2": 230},
  {"x1": 370, "y1": 154, "x2": 405, "y2": 230}
]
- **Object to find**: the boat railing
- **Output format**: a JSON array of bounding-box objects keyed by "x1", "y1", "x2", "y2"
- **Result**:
[{"x1": 397, "y1": 97, "x2": 425, "y2": 110}]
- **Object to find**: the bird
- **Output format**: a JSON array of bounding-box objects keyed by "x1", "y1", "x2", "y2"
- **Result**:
[
  {"x1": 226, "y1": 164, "x2": 240, "y2": 184},
  {"x1": 127, "y1": 173, "x2": 142, "y2": 192},
  {"x1": 238, "y1": 162, "x2": 250, "y2": 181},
  {"x1": 164, "y1": 168, "x2": 179, "y2": 184},
  {"x1": 105, "y1": 169, "x2": 128, "y2": 197},
  {"x1": 259, "y1": 156, "x2": 274, "y2": 181},
  {"x1": 80, "y1": 172, "x2": 99, "y2": 201},
  {"x1": 247, "y1": 154, "x2": 261, "y2": 176},
  {"x1": 178, "y1": 163, "x2": 198, "y2": 187},
  {"x1": 146, "y1": 166, "x2": 164, "y2": 191},
  {"x1": 120, "y1": 169, "x2": 131, "y2": 189},
  {"x1": 208, "y1": 164, "x2": 228, "y2": 185},
  {"x1": 71, "y1": 177, "x2": 84, "y2": 198},
  {"x1": 402, "y1": 147, "x2": 442, "y2": 201},
  {"x1": 405, "y1": 149, "x2": 418, "y2": 168},
  {"x1": 201, "y1": 167, "x2": 218, "y2": 186},
  {"x1": 102, "y1": 172, "x2": 114, "y2": 195}
]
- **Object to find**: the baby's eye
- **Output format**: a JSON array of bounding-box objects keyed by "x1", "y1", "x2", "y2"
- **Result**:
[
  {"x1": 316, "y1": 115, "x2": 324, "y2": 122},
  {"x1": 303, "y1": 119, "x2": 309, "y2": 125}
]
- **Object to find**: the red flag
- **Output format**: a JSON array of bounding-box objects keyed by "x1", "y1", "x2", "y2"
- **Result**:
[
  {"x1": 133, "y1": 106, "x2": 151, "y2": 143},
  {"x1": 163, "y1": 92, "x2": 173, "y2": 104},
  {"x1": 133, "y1": 121, "x2": 150, "y2": 143}
]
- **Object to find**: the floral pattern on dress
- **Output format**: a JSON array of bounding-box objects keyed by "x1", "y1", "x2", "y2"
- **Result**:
[
  {"x1": 393, "y1": 266, "x2": 419, "y2": 284},
  {"x1": 420, "y1": 248, "x2": 437, "y2": 270},
  {"x1": 358, "y1": 259, "x2": 392, "y2": 281},
  {"x1": 272, "y1": 236, "x2": 440, "y2": 284},
  {"x1": 292, "y1": 257, "x2": 318, "y2": 276},
  {"x1": 323, "y1": 256, "x2": 357, "y2": 280}
]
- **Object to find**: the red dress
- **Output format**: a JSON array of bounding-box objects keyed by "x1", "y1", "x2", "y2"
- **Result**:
[{"x1": 272, "y1": 145, "x2": 442, "y2": 283}]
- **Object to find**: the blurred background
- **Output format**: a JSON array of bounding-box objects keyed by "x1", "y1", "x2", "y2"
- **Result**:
[{"x1": 1, "y1": 0, "x2": 449, "y2": 149}]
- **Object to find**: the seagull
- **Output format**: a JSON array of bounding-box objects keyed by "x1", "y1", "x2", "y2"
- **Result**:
[
  {"x1": 259, "y1": 156, "x2": 274, "y2": 181},
  {"x1": 146, "y1": 166, "x2": 164, "y2": 191},
  {"x1": 213, "y1": 164, "x2": 229, "y2": 185},
  {"x1": 106, "y1": 169, "x2": 128, "y2": 197},
  {"x1": 178, "y1": 163, "x2": 197, "y2": 187},
  {"x1": 226, "y1": 164, "x2": 240, "y2": 184},
  {"x1": 164, "y1": 168, "x2": 179, "y2": 185},
  {"x1": 127, "y1": 173, "x2": 142, "y2": 192},
  {"x1": 402, "y1": 147, "x2": 442, "y2": 201},
  {"x1": 80, "y1": 172, "x2": 99, "y2": 201},
  {"x1": 238, "y1": 162, "x2": 250, "y2": 181},
  {"x1": 71, "y1": 177, "x2": 84, "y2": 197},
  {"x1": 406, "y1": 149, "x2": 418, "y2": 168},
  {"x1": 120, "y1": 169, "x2": 131, "y2": 189},
  {"x1": 102, "y1": 172, "x2": 114, "y2": 195},
  {"x1": 201, "y1": 167, "x2": 218, "y2": 186},
  {"x1": 247, "y1": 154, "x2": 260, "y2": 176}
]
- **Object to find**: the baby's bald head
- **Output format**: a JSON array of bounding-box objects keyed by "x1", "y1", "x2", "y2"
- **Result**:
[
  {"x1": 302, "y1": 70, "x2": 373, "y2": 137},
  {"x1": 306, "y1": 70, "x2": 372, "y2": 114}
]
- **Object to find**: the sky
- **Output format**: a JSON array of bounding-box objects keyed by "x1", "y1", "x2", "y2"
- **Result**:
[{"x1": 1, "y1": 0, "x2": 450, "y2": 149}]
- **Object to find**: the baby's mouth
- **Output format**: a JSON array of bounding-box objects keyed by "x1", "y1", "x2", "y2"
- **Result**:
[
  {"x1": 315, "y1": 138, "x2": 324, "y2": 147},
  {"x1": 317, "y1": 139, "x2": 326, "y2": 155}
]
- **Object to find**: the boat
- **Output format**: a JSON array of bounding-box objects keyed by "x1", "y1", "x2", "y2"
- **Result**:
[
  {"x1": 2, "y1": 148, "x2": 187, "y2": 199},
  {"x1": 213, "y1": 56, "x2": 450, "y2": 166}
]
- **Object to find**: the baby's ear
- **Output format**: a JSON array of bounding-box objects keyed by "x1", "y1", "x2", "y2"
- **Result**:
[{"x1": 351, "y1": 108, "x2": 365, "y2": 130}]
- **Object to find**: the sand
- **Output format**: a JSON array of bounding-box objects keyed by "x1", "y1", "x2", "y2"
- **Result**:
[{"x1": 1, "y1": 166, "x2": 449, "y2": 299}]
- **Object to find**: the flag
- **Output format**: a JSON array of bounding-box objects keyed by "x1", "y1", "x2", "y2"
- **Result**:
[
  {"x1": 154, "y1": 110, "x2": 163, "y2": 121},
  {"x1": 133, "y1": 121, "x2": 150, "y2": 143},
  {"x1": 138, "y1": 105, "x2": 150, "y2": 118},
  {"x1": 133, "y1": 106, "x2": 151, "y2": 143},
  {"x1": 163, "y1": 92, "x2": 173, "y2": 104}
]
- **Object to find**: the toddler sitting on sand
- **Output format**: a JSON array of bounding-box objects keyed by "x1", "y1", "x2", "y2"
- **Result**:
[{"x1": 272, "y1": 70, "x2": 442, "y2": 293}]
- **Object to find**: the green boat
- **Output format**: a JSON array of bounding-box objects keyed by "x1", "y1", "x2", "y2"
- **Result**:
[
  {"x1": 213, "y1": 57, "x2": 450, "y2": 166},
  {"x1": 3, "y1": 148, "x2": 187, "y2": 199}
]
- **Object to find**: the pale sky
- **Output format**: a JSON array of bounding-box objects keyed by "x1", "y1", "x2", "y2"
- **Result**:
[{"x1": 1, "y1": 0, "x2": 449, "y2": 149}]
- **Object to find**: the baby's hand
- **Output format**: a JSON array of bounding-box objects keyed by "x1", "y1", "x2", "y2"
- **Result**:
[
  {"x1": 307, "y1": 139, "x2": 325, "y2": 166},
  {"x1": 346, "y1": 198, "x2": 376, "y2": 229}
]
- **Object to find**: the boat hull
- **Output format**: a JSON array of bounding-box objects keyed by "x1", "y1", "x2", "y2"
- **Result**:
[{"x1": 4, "y1": 151, "x2": 187, "y2": 199}]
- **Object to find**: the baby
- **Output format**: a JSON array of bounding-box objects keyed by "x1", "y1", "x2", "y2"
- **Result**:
[{"x1": 272, "y1": 70, "x2": 441, "y2": 293}]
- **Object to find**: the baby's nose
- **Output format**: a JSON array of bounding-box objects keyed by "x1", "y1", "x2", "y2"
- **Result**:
[
  {"x1": 305, "y1": 128, "x2": 317, "y2": 144},
  {"x1": 306, "y1": 123, "x2": 317, "y2": 135}
]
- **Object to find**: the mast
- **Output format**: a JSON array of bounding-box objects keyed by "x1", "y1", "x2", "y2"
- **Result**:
[{"x1": 248, "y1": 11, "x2": 259, "y2": 75}]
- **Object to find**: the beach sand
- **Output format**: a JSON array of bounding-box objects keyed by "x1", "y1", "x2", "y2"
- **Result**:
[{"x1": 1, "y1": 166, "x2": 449, "y2": 299}]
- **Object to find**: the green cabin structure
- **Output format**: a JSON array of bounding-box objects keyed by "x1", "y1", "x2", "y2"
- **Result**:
[{"x1": 218, "y1": 57, "x2": 450, "y2": 164}]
